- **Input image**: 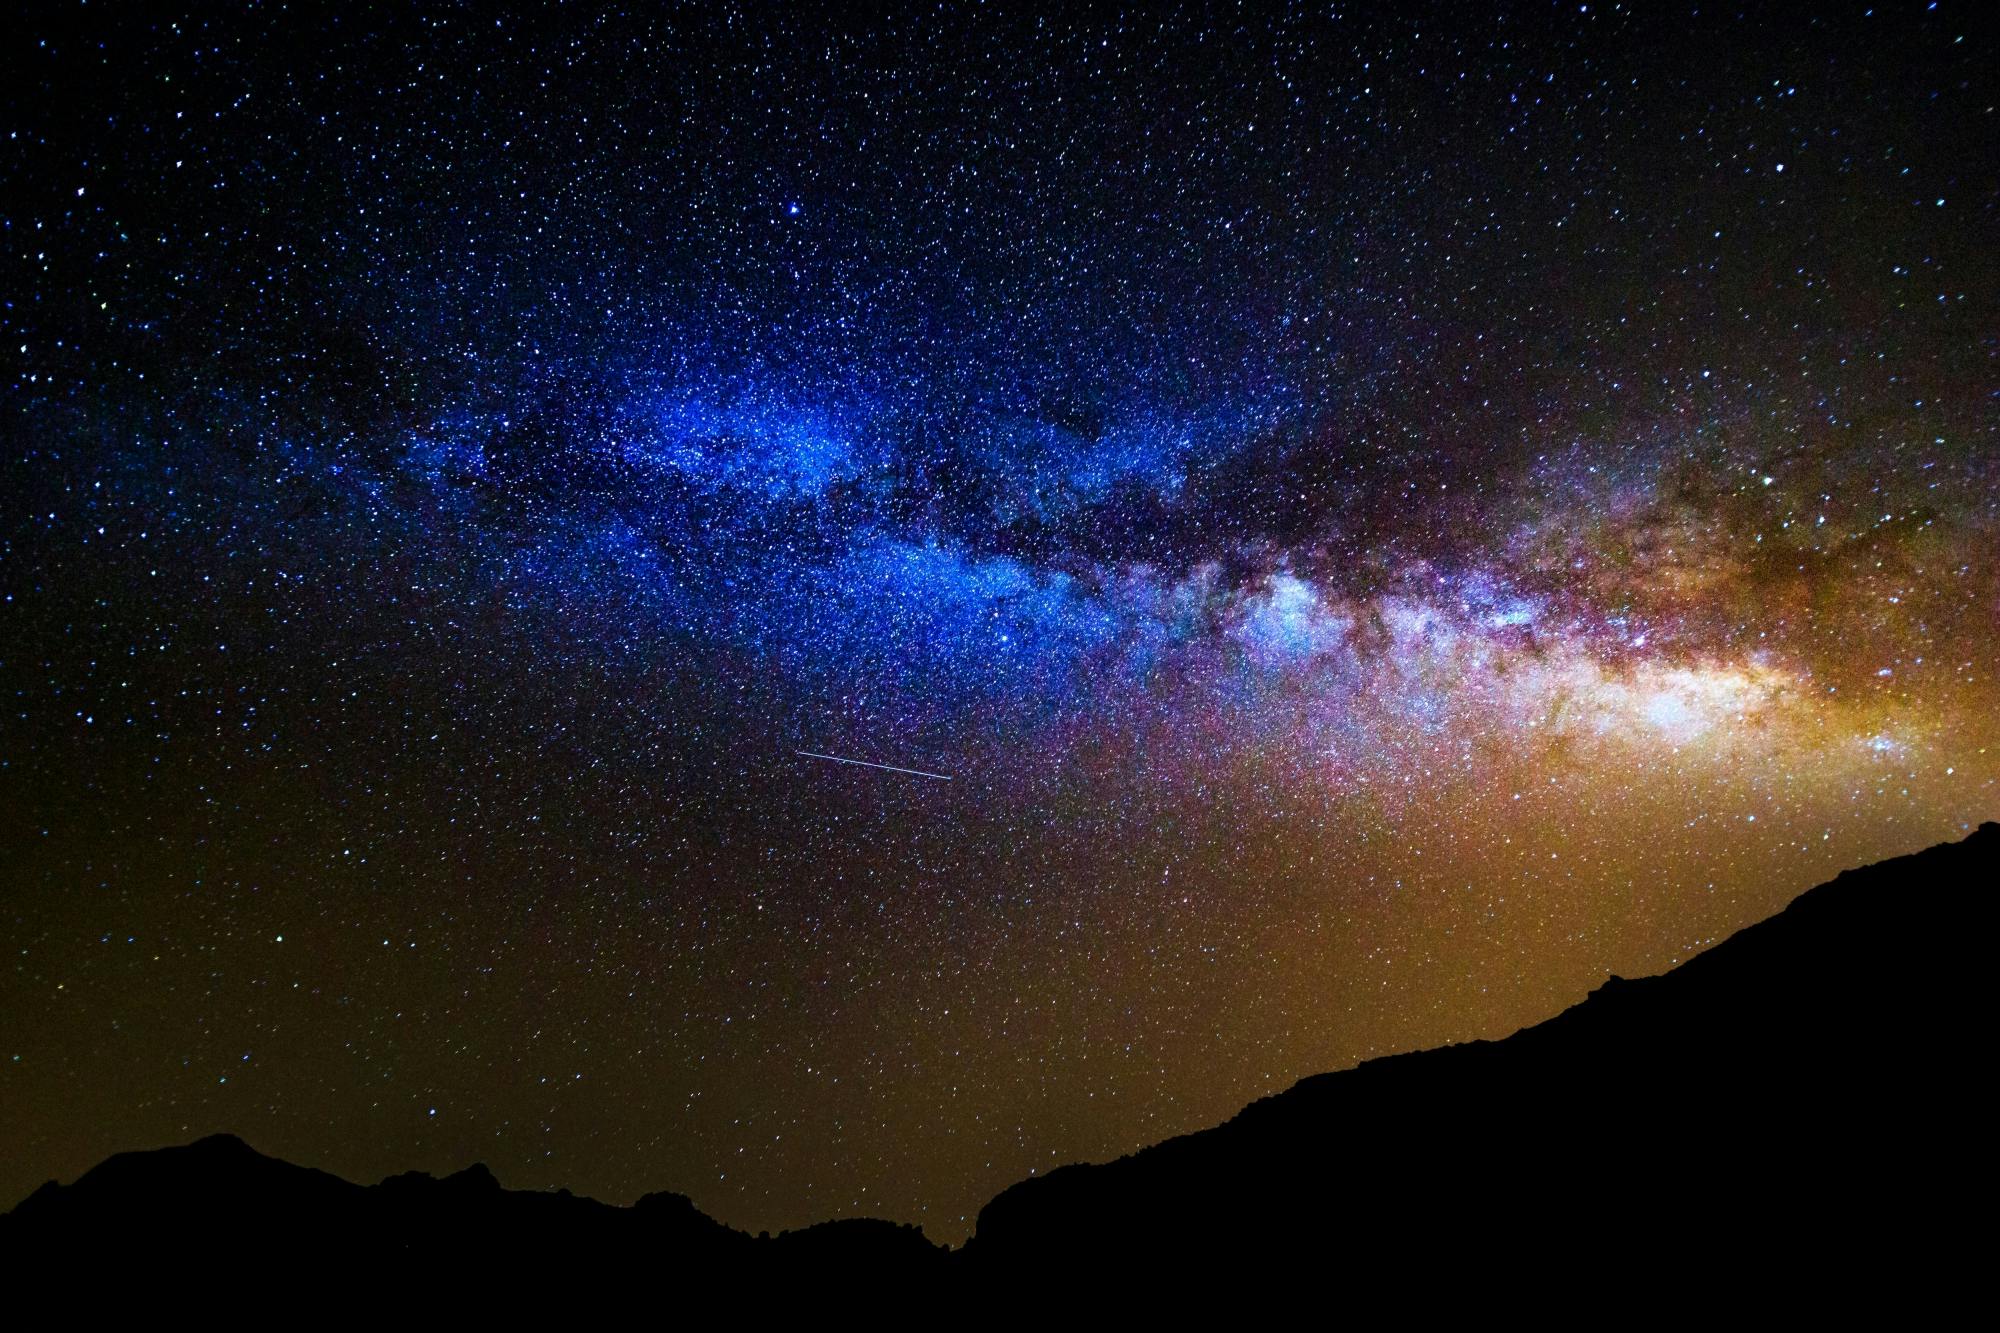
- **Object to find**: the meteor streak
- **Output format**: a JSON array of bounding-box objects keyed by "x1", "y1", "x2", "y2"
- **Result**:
[{"x1": 796, "y1": 750, "x2": 953, "y2": 781}]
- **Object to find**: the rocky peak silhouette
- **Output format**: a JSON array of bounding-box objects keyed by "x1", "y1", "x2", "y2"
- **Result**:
[{"x1": 8, "y1": 823, "x2": 1992, "y2": 1309}]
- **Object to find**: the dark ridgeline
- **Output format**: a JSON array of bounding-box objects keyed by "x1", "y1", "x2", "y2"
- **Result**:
[
  {"x1": 0, "y1": 1134, "x2": 949, "y2": 1299},
  {"x1": 8, "y1": 824, "x2": 1993, "y2": 1307},
  {"x1": 966, "y1": 822, "x2": 1995, "y2": 1294}
]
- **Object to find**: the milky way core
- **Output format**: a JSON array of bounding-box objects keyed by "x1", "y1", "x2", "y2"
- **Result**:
[{"x1": 3, "y1": 4, "x2": 1994, "y2": 1240}]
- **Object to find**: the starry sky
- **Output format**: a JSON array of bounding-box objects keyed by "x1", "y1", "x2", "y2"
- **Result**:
[{"x1": 3, "y1": 2, "x2": 1995, "y2": 1242}]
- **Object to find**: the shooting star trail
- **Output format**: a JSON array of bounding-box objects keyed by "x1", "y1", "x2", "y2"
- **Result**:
[{"x1": 796, "y1": 750, "x2": 953, "y2": 781}]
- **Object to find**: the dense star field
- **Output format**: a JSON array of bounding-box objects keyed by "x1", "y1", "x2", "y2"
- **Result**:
[{"x1": 3, "y1": 3, "x2": 1995, "y2": 1240}]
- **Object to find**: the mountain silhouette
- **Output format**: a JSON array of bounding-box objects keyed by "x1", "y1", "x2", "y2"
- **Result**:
[
  {"x1": 963, "y1": 821, "x2": 1997, "y2": 1307},
  {"x1": 8, "y1": 823, "x2": 1993, "y2": 1307}
]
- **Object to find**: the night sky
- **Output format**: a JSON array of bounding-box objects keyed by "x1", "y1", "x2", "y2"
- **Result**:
[{"x1": 3, "y1": 3, "x2": 1994, "y2": 1242}]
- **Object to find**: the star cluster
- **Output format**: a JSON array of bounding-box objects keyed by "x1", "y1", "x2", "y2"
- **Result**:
[{"x1": 3, "y1": 3, "x2": 1994, "y2": 1240}]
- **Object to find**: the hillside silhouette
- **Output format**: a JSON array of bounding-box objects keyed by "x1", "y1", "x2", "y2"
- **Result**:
[{"x1": 9, "y1": 823, "x2": 1993, "y2": 1304}]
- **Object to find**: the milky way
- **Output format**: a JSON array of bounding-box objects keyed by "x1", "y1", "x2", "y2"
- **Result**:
[{"x1": 4, "y1": 4, "x2": 1995, "y2": 1240}]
